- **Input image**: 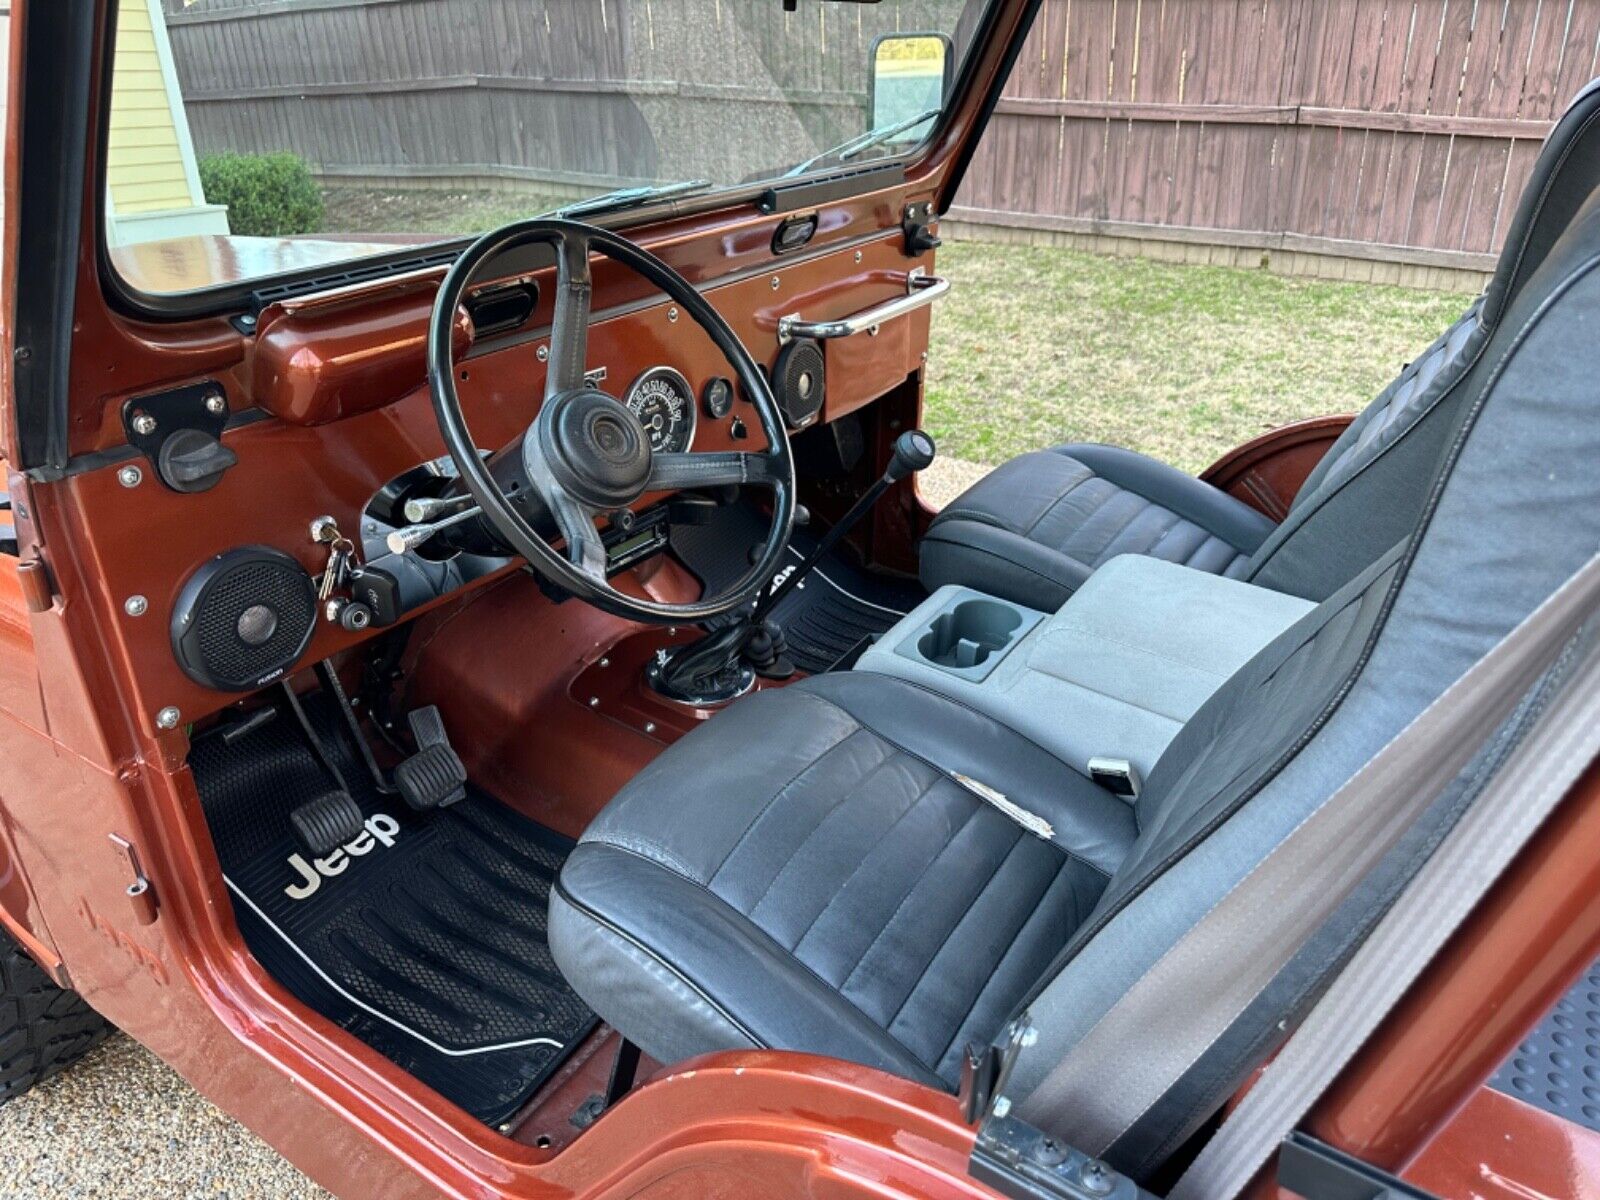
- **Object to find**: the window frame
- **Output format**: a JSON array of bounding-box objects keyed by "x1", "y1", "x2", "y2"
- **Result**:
[{"x1": 94, "y1": 0, "x2": 1006, "y2": 321}]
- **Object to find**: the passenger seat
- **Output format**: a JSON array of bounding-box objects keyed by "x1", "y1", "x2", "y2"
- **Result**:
[{"x1": 921, "y1": 79, "x2": 1600, "y2": 610}]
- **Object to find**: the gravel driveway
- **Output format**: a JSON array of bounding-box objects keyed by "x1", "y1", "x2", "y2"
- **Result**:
[{"x1": 0, "y1": 1036, "x2": 329, "y2": 1199}]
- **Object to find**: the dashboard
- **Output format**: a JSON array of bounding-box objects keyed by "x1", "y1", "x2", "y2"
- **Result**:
[{"x1": 71, "y1": 227, "x2": 936, "y2": 729}]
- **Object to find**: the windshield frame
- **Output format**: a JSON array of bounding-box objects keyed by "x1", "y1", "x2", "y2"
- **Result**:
[{"x1": 95, "y1": 0, "x2": 1004, "y2": 322}]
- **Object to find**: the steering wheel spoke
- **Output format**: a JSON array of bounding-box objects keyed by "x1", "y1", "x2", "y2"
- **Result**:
[
  {"x1": 545, "y1": 228, "x2": 593, "y2": 400},
  {"x1": 648, "y1": 450, "x2": 782, "y2": 492},
  {"x1": 547, "y1": 485, "x2": 608, "y2": 582},
  {"x1": 428, "y1": 216, "x2": 795, "y2": 624}
]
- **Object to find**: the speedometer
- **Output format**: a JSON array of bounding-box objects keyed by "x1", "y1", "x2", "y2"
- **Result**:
[{"x1": 623, "y1": 367, "x2": 696, "y2": 455}]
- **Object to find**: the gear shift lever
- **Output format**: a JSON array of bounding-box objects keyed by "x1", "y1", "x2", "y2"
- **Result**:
[{"x1": 650, "y1": 430, "x2": 937, "y2": 703}]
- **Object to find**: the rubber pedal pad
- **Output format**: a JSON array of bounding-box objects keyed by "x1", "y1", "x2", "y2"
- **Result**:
[
  {"x1": 394, "y1": 743, "x2": 467, "y2": 812},
  {"x1": 290, "y1": 790, "x2": 365, "y2": 858},
  {"x1": 394, "y1": 707, "x2": 467, "y2": 812}
]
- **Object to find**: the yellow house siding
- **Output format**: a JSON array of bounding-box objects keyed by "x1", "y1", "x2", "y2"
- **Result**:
[{"x1": 107, "y1": 0, "x2": 196, "y2": 214}]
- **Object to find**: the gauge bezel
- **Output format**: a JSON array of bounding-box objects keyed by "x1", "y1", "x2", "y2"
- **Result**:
[
  {"x1": 623, "y1": 365, "x2": 698, "y2": 455},
  {"x1": 702, "y1": 375, "x2": 735, "y2": 419}
]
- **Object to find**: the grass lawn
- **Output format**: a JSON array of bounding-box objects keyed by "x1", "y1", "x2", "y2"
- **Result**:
[{"x1": 923, "y1": 240, "x2": 1477, "y2": 476}]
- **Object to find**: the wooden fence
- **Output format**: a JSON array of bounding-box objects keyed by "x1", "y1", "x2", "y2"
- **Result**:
[
  {"x1": 162, "y1": 0, "x2": 972, "y2": 195},
  {"x1": 161, "y1": 0, "x2": 1600, "y2": 274},
  {"x1": 954, "y1": 0, "x2": 1600, "y2": 274}
]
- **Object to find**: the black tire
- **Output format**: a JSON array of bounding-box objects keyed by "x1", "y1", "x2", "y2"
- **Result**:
[{"x1": 0, "y1": 930, "x2": 112, "y2": 1105}]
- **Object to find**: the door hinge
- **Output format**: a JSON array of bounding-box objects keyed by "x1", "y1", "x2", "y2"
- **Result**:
[
  {"x1": 16, "y1": 556, "x2": 54, "y2": 613},
  {"x1": 108, "y1": 834, "x2": 158, "y2": 926}
]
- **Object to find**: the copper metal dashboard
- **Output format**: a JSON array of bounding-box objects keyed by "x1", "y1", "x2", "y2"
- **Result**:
[{"x1": 64, "y1": 225, "x2": 936, "y2": 728}]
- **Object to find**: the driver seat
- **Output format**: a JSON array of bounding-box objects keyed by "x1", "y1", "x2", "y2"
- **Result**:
[
  {"x1": 549, "y1": 105, "x2": 1600, "y2": 1153},
  {"x1": 552, "y1": 670, "x2": 1134, "y2": 1083}
]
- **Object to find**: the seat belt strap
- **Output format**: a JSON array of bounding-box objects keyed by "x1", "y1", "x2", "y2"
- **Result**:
[
  {"x1": 1172, "y1": 600, "x2": 1600, "y2": 1200},
  {"x1": 1016, "y1": 551, "x2": 1600, "y2": 1164}
]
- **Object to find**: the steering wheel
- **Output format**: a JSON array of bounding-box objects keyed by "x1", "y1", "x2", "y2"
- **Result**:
[{"x1": 426, "y1": 218, "x2": 797, "y2": 624}]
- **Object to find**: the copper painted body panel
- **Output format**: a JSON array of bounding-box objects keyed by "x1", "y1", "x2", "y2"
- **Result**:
[
  {"x1": 1199, "y1": 414, "x2": 1355, "y2": 521},
  {"x1": 2, "y1": 1, "x2": 1597, "y2": 1199}
]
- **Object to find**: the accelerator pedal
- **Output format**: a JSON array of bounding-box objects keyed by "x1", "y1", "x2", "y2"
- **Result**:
[
  {"x1": 290, "y1": 790, "x2": 365, "y2": 857},
  {"x1": 394, "y1": 706, "x2": 468, "y2": 812}
]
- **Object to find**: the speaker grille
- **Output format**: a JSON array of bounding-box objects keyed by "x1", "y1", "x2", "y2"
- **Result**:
[
  {"x1": 172, "y1": 548, "x2": 318, "y2": 691},
  {"x1": 773, "y1": 338, "x2": 825, "y2": 429}
]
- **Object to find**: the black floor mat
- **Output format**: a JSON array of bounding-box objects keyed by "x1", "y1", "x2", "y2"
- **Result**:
[
  {"x1": 1491, "y1": 954, "x2": 1600, "y2": 1131},
  {"x1": 671, "y1": 500, "x2": 926, "y2": 673},
  {"x1": 189, "y1": 697, "x2": 595, "y2": 1127}
]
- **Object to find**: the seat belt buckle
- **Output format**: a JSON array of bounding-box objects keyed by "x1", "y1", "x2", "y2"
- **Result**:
[{"x1": 1088, "y1": 757, "x2": 1141, "y2": 800}]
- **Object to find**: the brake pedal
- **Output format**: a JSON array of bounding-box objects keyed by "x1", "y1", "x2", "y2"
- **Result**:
[
  {"x1": 393, "y1": 706, "x2": 467, "y2": 812},
  {"x1": 291, "y1": 790, "x2": 365, "y2": 857}
]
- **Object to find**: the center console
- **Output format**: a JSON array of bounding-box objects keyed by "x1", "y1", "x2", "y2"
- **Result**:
[{"x1": 855, "y1": 556, "x2": 1317, "y2": 781}]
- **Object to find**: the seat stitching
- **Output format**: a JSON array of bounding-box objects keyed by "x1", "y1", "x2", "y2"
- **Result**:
[
  {"x1": 553, "y1": 878, "x2": 766, "y2": 1050},
  {"x1": 1080, "y1": 495, "x2": 1160, "y2": 563},
  {"x1": 922, "y1": 528, "x2": 1093, "y2": 589},
  {"x1": 745, "y1": 738, "x2": 901, "y2": 921},
  {"x1": 821, "y1": 676, "x2": 1125, "y2": 880},
  {"x1": 1488, "y1": 105, "x2": 1600, "y2": 316},
  {"x1": 932, "y1": 855, "x2": 1084, "y2": 1071},
  {"x1": 1025, "y1": 469, "x2": 1099, "y2": 538},
  {"x1": 790, "y1": 763, "x2": 944, "y2": 957},
  {"x1": 884, "y1": 826, "x2": 1029, "y2": 1035},
  {"x1": 575, "y1": 844, "x2": 944, "y2": 1080},
  {"x1": 1245, "y1": 321, "x2": 1490, "y2": 581},
  {"x1": 1144, "y1": 511, "x2": 1188, "y2": 556},
  {"x1": 839, "y1": 799, "x2": 985, "y2": 996},
  {"x1": 707, "y1": 712, "x2": 866, "y2": 890},
  {"x1": 934, "y1": 507, "x2": 1018, "y2": 533}
]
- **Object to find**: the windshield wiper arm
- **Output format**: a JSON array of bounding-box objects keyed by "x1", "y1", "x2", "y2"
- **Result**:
[
  {"x1": 784, "y1": 108, "x2": 942, "y2": 178},
  {"x1": 557, "y1": 179, "x2": 714, "y2": 219}
]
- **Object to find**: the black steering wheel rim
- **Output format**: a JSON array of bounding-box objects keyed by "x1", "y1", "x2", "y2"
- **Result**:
[{"x1": 427, "y1": 217, "x2": 797, "y2": 624}]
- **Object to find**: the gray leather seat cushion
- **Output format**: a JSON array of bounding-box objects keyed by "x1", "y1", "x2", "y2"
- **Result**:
[
  {"x1": 921, "y1": 444, "x2": 1276, "y2": 612},
  {"x1": 549, "y1": 670, "x2": 1135, "y2": 1086}
]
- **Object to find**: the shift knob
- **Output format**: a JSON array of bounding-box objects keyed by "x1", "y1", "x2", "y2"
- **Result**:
[{"x1": 886, "y1": 429, "x2": 937, "y2": 482}]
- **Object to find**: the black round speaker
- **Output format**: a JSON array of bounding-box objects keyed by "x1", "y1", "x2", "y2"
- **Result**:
[
  {"x1": 772, "y1": 338, "x2": 826, "y2": 429},
  {"x1": 170, "y1": 546, "x2": 318, "y2": 692}
]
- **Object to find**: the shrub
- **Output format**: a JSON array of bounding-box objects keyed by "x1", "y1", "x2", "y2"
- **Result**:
[{"x1": 198, "y1": 151, "x2": 324, "y2": 237}]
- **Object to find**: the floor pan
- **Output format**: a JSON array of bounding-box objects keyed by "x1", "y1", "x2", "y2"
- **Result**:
[
  {"x1": 671, "y1": 499, "x2": 926, "y2": 673},
  {"x1": 189, "y1": 695, "x2": 596, "y2": 1127}
]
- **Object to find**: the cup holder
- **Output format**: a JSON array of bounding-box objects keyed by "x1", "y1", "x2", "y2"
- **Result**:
[{"x1": 916, "y1": 599, "x2": 1025, "y2": 671}]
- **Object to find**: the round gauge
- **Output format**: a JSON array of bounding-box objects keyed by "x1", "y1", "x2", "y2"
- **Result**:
[
  {"x1": 624, "y1": 366, "x2": 696, "y2": 455},
  {"x1": 702, "y1": 376, "x2": 735, "y2": 419}
]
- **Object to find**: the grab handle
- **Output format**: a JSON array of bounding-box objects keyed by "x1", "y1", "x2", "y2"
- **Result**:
[{"x1": 777, "y1": 267, "x2": 951, "y2": 344}]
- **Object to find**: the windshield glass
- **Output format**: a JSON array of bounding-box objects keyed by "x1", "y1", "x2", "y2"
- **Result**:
[{"x1": 106, "y1": 0, "x2": 987, "y2": 297}]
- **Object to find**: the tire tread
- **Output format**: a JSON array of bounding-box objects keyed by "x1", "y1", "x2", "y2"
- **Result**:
[{"x1": 0, "y1": 933, "x2": 111, "y2": 1105}]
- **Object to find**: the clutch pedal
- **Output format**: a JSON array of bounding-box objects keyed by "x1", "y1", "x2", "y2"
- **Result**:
[
  {"x1": 291, "y1": 790, "x2": 365, "y2": 857},
  {"x1": 393, "y1": 706, "x2": 468, "y2": 812}
]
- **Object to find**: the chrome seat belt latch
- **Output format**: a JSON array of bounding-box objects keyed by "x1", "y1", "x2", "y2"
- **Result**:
[{"x1": 1088, "y1": 757, "x2": 1141, "y2": 800}]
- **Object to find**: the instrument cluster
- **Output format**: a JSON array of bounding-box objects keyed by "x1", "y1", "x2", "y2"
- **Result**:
[{"x1": 621, "y1": 366, "x2": 697, "y2": 454}]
